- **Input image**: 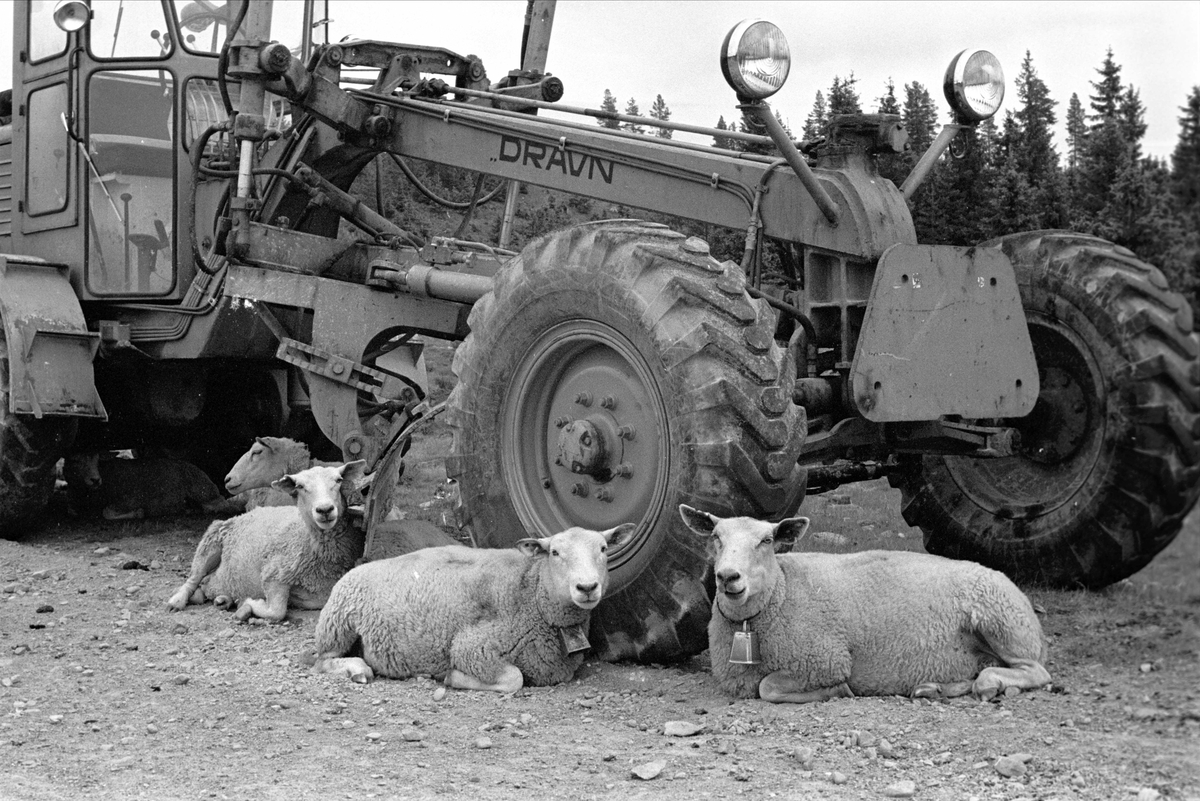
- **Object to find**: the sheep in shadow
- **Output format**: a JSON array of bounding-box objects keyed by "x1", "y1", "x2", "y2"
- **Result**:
[
  {"x1": 679, "y1": 505, "x2": 1050, "y2": 703},
  {"x1": 63, "y1": 452, "x2": 240, "y2": 520}
]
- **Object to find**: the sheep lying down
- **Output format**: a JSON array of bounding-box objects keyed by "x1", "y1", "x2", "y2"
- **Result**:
[
  {"x1": 224, "y1": 436, "x2": 334, "y2": 510},
  {"x1": 63, "y1": 452, "x2": 239, "y2": 520},
  {"x1": 166, "y1": 462, "x2": 366, "y2": 622},
  {"x1": 313, "y1": 523, "x2": 636, "y2": 692},
  {"x1": 679, "y1": 505, "x2": 1051, "y2": 704}
]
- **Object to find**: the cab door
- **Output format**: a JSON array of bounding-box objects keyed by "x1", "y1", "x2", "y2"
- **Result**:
[{"x1": 14, "y1": 0, "x2": 78, "y2": 238}]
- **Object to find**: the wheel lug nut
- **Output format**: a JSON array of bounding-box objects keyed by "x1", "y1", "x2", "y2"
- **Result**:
[
  {"x1": 541, "y1": 478, "x2": 552, "y2": 489},
  {"x1": 615, "y1": 463, "x2": 633, "y2": 478},
  {"x1": 574, "y1": 392, "x2": 592, "y2": 407},
  {"x1": 571, "y1": 483, "x2": 588, "y2": 497},
  {"x1": 596, "y1": 488, "x2": 612, "y2": 502},
  {"x1": 600, "y1": 396, "x2": 616, "y2": 410},
  {"x1": 617, "y1": 426, "x2": 635, "y2": 440},
  {"x1": 554, "y1": 416, "x2": 570, "y2": 428}
]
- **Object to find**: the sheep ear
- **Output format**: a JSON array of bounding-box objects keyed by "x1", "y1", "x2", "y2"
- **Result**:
[
  {"x1": 602, "y1": 523, "x2": 637, "y2": 548},
  {"x1": 339, "y1": 460, "x2": 367, "y2": 484},
  {"x1": 773, "y1": 517, "x2": 810, "y2": 552},
  {"x1": 272, "y1": 475, "x2": 300, "y2": 497},
  {"x1": 515, "y1": 538, "x2": 551, "y2": 557},
  {"x1": 256, "y1": 436, "x2": 278, "y2": 452},
  {"x1": 678, "y1": 504, "x2": 718, "y2": 537}
]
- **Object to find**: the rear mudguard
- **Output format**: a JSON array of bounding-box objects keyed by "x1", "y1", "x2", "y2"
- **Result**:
[
  {"x1": 850, "y1": 244, "x2": 1039, "y2": 422},
  {"x1": 0, "y1": 254, "x2": 106, "y2": 419}
]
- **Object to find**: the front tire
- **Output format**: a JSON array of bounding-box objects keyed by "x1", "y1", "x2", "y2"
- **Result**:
[
  {"x1": 0, "y1": 324, "x2": 76, "y2": 536},
  {"x1": 890, "y1": 231, "x2": 1200, "y2": 587},
  {"x1": 447, "y1": 222, "x2": 806, "y2": 662}
]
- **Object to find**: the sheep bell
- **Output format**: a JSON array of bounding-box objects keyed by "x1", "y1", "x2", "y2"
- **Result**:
[{"x1": 729, "y1": 620, "x2": 762, "y2": 665}]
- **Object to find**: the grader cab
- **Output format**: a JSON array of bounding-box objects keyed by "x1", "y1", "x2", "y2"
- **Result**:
[{"x1": 1, "y1": 0, "x2": 1196, "y2": 662}]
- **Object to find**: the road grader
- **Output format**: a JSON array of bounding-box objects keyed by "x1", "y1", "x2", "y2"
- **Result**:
[{"x1": 1, "y1": 0, "x2": 1196, "y2": 662}]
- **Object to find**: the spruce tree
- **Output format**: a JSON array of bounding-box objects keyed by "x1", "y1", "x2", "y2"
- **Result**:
[
  {"x1": 713, "y1": 116, "x2": 737, "y2": 150},
  {"x1": 599, "y1": 89, "x2": 620, "y2": 129},
  {"x1": 896, "y1": 81, "x2": 939, "y2": 187},
  {"x1": 877, "y1": 78, "x2": 901, "y2": 115},
  {"x1": 1088, "y1": 48, "x2": 1123, "y2": 123},
  {"x1": 902, "y1": 81, "x2": 938, "y2": 155},
  {"x1": 1065, "y1": 93, "x2": 1087, "y2": 171},
  {"x1": 1171, "y1": 86, "x2": 1200, "y2": 212},
  {"x1": 1120, "y1": 86, "x2": 1147, "y2": 161},
  {"x1": 621, "y1": 98, "x2": 645, "y2": 134},
  {"x1": 649, "y1": 94, "x2": 672, "y2": 139},
  {"x1": 802, "y1": 90, "x2": 828, "y2": 141},
  {"x1": 828, "y1": 74, "x2": 862, "y2": 115},
  {"x1": 1010, "y1": 51, "x2": 1065, "y2": 228}
]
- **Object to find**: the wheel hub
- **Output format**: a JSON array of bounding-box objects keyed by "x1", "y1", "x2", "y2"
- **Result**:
[
  {"x1": 501, "y1": 322, "x2": 667, "y2": 564},
  {"x1": 556, "y1": 418, "x2": 614, "y2": 479}
]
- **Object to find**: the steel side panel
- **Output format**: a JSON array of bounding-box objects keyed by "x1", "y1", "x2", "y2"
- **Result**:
[
  {"x1": 224, "y1": 264, "x2": 467, "y2": 344},
  {"x1": 849, "y1": 244, "x2": 1039, "y2": 422},
  {"x1": 0, "y1": 255, "x2": 106, "y2": 418}
]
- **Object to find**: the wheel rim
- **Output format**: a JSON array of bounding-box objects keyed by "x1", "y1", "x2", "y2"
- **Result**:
[
  {"x1": 942, "y1": 309, "x2": 1107, "y2": 518},
  {"x1": 500, "y1": 320, "x2": 670, "y2": 581}
]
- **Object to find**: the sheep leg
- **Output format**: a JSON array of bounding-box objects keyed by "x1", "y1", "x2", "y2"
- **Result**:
[
  {"x1": 445, "y1": 665, "x2": 523, "y2": 694},
  {"x1": 448, "y1": 622, "x2": 526, "y2": 693},
  {"x1": 103, "y1": 505, "x2": 145, "y2": 521},
  {"x1": 314, "y1": 657, "x2": 375, "y2": 685},
  {"x1": 166, "y1": 524, "x2": 226, "y2": 610},
  {"x1": 911, "y1": 681, "x2": 974, "y2": 699},
  {"x1": 972, "y1": 658, "x2": 1052, "y2": 700},
  {"x1": 233, "y1": 580, "x2": 290, "y2": 623},
  {"x1": 971, "y1": 601, "x2": 1052, "y2": 699},
  {"x1": 758, "y1": 671, "x2": 854, "y2": 704}
]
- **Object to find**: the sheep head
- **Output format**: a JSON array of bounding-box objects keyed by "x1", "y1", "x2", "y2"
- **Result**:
[
  {"x1": 516, "y1": 524, "x2": 636, "y2": 611},
  {"x1": 225, "y1": 436, "x2": 294, "y2": 495},
  {"x1": 64, "y1": 453, "x2": 102, "y2": 490},
  {"x1": 679, "y1": 505, "x2": 809, "y2": 616},
  {"x1": 273, "y1": 461, "x2": 367, "y2": 531}
]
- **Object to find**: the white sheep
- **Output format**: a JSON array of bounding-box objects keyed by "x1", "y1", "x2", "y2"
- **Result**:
[
  {"x1": 679, "y1": 505, "x2": 1051, "y2": 703},
  {"x1": 224, "y1": 435, "x2": 459, "y2": 557},
  {"x1": 63, "y1": 452, "x2": 241, "y2": 520},
  {"x1": 166, "y1": 461, "x2": 367, "y2": 622},
  {"x1": 311, "y1": 523, "x2": 636, "y2": 691},
  {"x1": 223, "y1": 436, "x2": 325, "y2": 510}
]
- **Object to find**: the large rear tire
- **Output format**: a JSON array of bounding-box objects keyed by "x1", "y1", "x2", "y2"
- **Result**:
[
  {"x1": 0, "y1": 325, "x2": 77, "y2": 536},
  {"x1": 890, "y1": 231, "x2": 1200, "y2": 587},
  {"x1": 447, "y1": 222, "x2": 806, "y2": 662}
]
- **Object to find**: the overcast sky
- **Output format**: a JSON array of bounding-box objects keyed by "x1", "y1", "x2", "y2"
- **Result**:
[{"x1": 2, "y1": 1, "x2": 1198, "y2": 160}]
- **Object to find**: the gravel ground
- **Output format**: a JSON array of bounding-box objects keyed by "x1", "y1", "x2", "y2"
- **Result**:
[{"x1": 2, "y1": 474, "x2": 1198, "y2": 801}]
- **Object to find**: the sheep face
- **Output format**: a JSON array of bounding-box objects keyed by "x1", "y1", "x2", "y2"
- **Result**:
[
  {"x1": 516, "y1": 524, "x2": 636, "y2": 610},
  {"x1": 272, "y1": 461, "x2": 367, "y2": 531},
  {"x1": 679, "y1": 505, "x2": 809, "y2": 614},
  {"x1": 225, "y1": 436, "x2": 288, "y2": 495},
  {"x1": 63, "y1": 453, "x2": 102, "y2": 490}
]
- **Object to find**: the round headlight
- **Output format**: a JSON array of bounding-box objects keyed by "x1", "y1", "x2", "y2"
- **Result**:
[
  {"x1": 720, "y1": 19, "x2": 790, "y2": 100},
  {"x1": 53, "y1": 0, "x2": 91, "y2": 33},
  {"x1": 943, "y1": 49, "x2": 1005, "y2": 122}
]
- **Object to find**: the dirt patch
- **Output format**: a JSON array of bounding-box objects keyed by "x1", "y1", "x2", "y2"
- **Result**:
[{"x1": 2, "y1": 475, "x2": 1197, "y2": 801}]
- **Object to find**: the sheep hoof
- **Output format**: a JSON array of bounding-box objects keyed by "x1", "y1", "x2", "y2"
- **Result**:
[
  {"x1": 911, "y1": 683, "x2": 941, "y2": 699},
  {"x1": 974, "y1": 684, "x2": 1002, "y2": 702},
  {"x1": 212, "y1": 595, "x2": 234, "y2": 610}
]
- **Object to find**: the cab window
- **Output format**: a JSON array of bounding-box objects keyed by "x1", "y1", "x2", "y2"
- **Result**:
[
  {"x1": 174, "y1": 1, "x2": 307, "y2": 57},
  {"x1": 28, "y1": 0, "x2": 69, "y2": 64},
  {"x1": 89, "y1": 0, "x2": 174, "y2": 60},
  {"x1": 86, "y1": 70, "x2": 176, "y2": 295}
]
